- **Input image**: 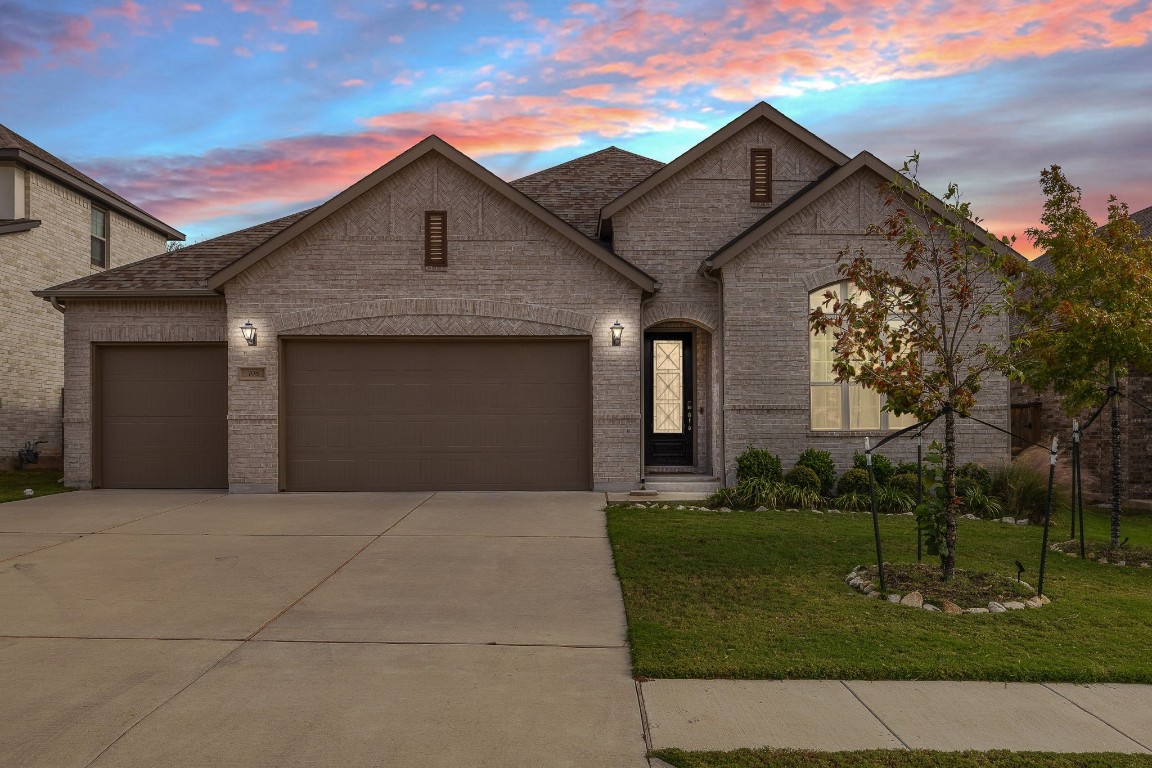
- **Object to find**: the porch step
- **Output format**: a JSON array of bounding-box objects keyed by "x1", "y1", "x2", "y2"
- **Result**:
[{"x1": 641, "y1": 474, "x2": 721, "y2": 495}]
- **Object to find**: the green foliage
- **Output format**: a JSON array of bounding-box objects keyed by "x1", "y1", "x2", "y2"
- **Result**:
[
  {"x1": 795, "y1": 448, "x2": 837, "y2": 496},
  {"x1": 914, "y1": 443, "x2": 951, "y2": 561},
  {"x1": 894, "y1": 460, "x2": 921, "y2": 476},
  {"x1": 890, "y1": 471, "x2": 926, "y2": 498},
  {"x1": 836, "y1": 467, "x2": 872, "y2": 496},
  {"x1": 784, "y1": 464, "x2": 822, "y2": 494},
  {"x1": 833, "y1": 491, "x2": 869, "y2": 512},
  {"x1": 852, "y1": 451, "x2": 896, "y2": 485},
  {"x1": 961, "y1": 486, "x2": 1004, "y2": 519},
  {"x1": 958, "y1": 462, "x2": 993, "y2": 495},
  {"x1": 735, "y1": 446, "x2": 783, "y2": 483},
  {"x1": 707, "y1": 477, "x2": 820, "y2": 511},
  {"x1": 989, "y1": 460, "x2": 1068, "y2": 525},
  {"x1": 877, "y1": 485, "x2": 916, "y2": 514}
]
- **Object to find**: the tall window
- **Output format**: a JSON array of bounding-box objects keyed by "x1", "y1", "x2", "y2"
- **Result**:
[
  {"x1": 809, "y1": 281, "x2": 918, "y2": 431},
  {"x1": 90, "y1": 206, "x2": 108, "y2": 268}
]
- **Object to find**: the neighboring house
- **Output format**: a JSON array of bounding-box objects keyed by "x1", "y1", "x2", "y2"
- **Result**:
[
  {"x1": 1010, "y1": 204, "x2": 1152, "y2": 500},
  {"x1": 36, "y1": 103, "x2": 1013, "y2": 492},
  {"x1": 1, "y1": 124, "x2": 183, "y2": 469}
]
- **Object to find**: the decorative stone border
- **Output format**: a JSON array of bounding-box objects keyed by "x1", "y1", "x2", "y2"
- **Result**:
[
  {"x1": 1051, "y1": 545, "x2": 1152, "y2": 568},
  {"x1": 844, "y1": 566, "x2": 1050, "y2": 614}
]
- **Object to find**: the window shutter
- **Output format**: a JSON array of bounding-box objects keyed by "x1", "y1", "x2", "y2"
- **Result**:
[
  {"x1": 750, "y1": 148, "x2": 772, "y2": 203},
  {"x1": 425, "y1": 210, "x2": 447, "y2": 267}
]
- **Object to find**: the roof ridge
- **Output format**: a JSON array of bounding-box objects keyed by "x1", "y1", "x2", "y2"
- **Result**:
[{"x1": 510, "y1": 145, "x2": 662, "y2": 184}]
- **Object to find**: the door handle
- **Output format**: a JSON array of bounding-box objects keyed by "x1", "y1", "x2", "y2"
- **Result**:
[{"x1": 687, "y1": 400, "x2": 693, "y2": 431}]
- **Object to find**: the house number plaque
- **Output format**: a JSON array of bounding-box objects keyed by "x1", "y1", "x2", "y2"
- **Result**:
[{"x1": 238, "y1": 367, "x2": 267, "y2": 381}]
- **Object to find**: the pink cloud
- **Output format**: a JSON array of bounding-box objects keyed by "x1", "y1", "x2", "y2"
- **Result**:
[
  {"x1": 233, "y1": 46, "x2": 253, "y2": 57},
  {"x1": 0, "y1": 2, "x2": 101, "y2": 71},
  {"x1": 192, "y1": 35, "x2": 219, "y2": 46},
  {"x1": 93, "y1": 0, "x2": 145, "y2": 25},
  {"x1": 387, "y1": 34, "x2": 404, "y2": 44},
  {"x1": 274, "y1": 17, "x2": 318, "y2": 33},
  {"x1": 182, "y1": 3, "x2": 202, "y2": 10},
  {"x1": 341, "y1": 78, "x2": 367, "y2": 87}
]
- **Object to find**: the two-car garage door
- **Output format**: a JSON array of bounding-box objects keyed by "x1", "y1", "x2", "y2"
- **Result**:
[
  {"x1": 282, "y1": 338, "x2": 592, "y2": 491},
  {"x1": 97, "y1": 339, "x2": 591, "y2": 491}
]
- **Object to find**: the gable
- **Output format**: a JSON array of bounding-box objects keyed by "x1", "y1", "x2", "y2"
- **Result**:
[{"x1": 210, "y1": 136, "x2": 655, "y2": 292}]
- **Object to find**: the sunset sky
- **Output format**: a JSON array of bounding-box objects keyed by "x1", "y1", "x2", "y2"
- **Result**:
[{"x1": 3, "y1": 0, "x2": 1150, "y2": 257}]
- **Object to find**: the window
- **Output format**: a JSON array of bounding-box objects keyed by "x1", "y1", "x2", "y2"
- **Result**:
[
  {"x1": 750, "y1": 148, "x2": 772, "y2": 203},
  {"x1": 90, "y1": 206, "x2": 108, "y2": 268},
  {"x1": 809, "y1": 281, "x2": 918, "y2": 431},
  {"x1": 424, "y1": 210, "x2": 446, "y2": 267}
]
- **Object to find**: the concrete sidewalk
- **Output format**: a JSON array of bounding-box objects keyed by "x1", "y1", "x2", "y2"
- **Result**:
[{"x1": 641, "y1": 679, "x2": 1152, "y2": 755}]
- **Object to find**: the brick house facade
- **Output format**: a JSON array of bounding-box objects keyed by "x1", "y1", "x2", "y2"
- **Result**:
[
  {"x1": 1, "y1": 124, "x2": 182, "y2": 469},
  {"x1": 39, "y1": 103, "x2": 1014, "y2": 491}
]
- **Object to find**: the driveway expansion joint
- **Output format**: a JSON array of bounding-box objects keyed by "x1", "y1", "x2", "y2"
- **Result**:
[
  {"x1": 840, "y1": 680, "x2": 911, "y2": 750},
  {"x1": 1041, "y1": 683, "x2": 1152, "y2": 752}
]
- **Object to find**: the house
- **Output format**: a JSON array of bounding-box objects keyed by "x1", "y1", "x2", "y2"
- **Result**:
[
  {"x1": 1010, "y1": 204, "x2": 1152, "y2": 501},
  {"x1": 36, "y1": 103, "x2": 1013, "y2": 492},
  {"x1": 1, "y1": 124, "x2": 183, "y2": 469}
]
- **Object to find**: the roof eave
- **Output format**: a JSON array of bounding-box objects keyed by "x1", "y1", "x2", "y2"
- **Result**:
[
  {"x1": 0, "y1": 148, "x2": 185, "y2": 241},
  {"x1": 0, "y1": 219, "x2": 41, "y2": 235},
  {"x1": 33, "y1": 288, "x2": 221, "y2": 301}
]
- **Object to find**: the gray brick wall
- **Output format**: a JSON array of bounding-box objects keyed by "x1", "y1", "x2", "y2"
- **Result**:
[
  {"x1": 720, "y1": 166, "x2": 1011, "y2": 482},
  {"x1": 1, "y1": 170, "x2": 166, "y2": 468}
]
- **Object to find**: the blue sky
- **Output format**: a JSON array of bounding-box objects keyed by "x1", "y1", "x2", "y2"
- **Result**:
[{"x1": 2, "y1": 0, "x2": 1150, "y2": 256}]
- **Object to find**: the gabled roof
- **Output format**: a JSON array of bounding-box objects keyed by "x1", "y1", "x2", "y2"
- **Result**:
[
  {"x1": 509, "y1": 146, "x2": 664, "y2": 238},
  {"x1": 207, "y1": 135, "x2": 656, "y2": 291},
  {"x1": 36, "y1": 209, "x2": 311, "y2": 298},
  {"x1": 598, "y1": 102, "x2": 851, "y2": 232},
  {"x1": 0, "y1": 123, "x2": 183, "y2": 241},
  {"x1": 705, "y1": 151, "x2": 1021, "y2": 270}
]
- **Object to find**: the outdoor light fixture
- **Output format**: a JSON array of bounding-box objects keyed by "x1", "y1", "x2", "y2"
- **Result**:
[
  {"x1": 240, "y1": 321, "x2": 258, "y2": 346},
  {"x1": 610, "y1": 320, "x2": 624, "y2": 346}
]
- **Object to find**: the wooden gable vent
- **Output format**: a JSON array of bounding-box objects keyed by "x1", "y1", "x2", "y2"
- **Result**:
[
  {"x1": 750, "y1": 148, "x2": 772, "y2": 204},
  {"x1": 425, "y1": 210, "x2": 447, "y2": 267}
]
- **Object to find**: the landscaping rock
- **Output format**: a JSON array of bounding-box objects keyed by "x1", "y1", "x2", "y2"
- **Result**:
[
  {"x1": 1000, "y1": 516, "x2": 1016, "y2": 524},
  {"x1": 1016, "y1": 519, "x2": 1030, "y2": 525},
  {"x1": 1141, "y1": 563, "x2": 1150, "y2": 568},
  {"x1": 719, "y1": 507, "x2": 732, "y2": 513},
  {"x1": 963, "y1": 607, "x2": 989, "y2": 614},
  {"x1": 867, "y1": 590, "x2": 882, "y2": 599},
  {"x1": 923, "y1": 603, "x2": 940, "y2": 612},
  {"x1": 755, "y1": 506, "x2": 769, "y2": 512},
  {"x1": 1026, "y1": 597, "x2": 1043, "y2": 608},
  {"x1": 987, "y1": 602, "x2": 1007, "y2": 613},
  {"x1": 887, "y1": 593, "x2": 902, "y2": 603},
  {"x1": 963, "y1": 513, "x2": 978, "y2": 520},
  {"x1": 1099, "y1": 557, "x2": 1109, "y2": 564},
  {"x1": 900, "y1": 591, "x2": 924, "y2": 608},
  {"x1": 1003, "y1": 601, "x2": 1026, "y2": 610},
  {"x1": 1115, "y1": 561, "x2": 1126, "y2": 567},
  {"x1": 1039, "y1": 595, "x2": 1051, "y2": 605},
  {"x1": 941, "y1": 601, "x2": 963, "y2": 614}
]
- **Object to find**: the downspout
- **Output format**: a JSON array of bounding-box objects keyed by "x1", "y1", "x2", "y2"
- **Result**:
[
  {"x1": 700, "y1": 261, "x2": 726, "y2": 486},
  {"x1": 49, "y1": 296, "x2": 64, "y2": 313}
]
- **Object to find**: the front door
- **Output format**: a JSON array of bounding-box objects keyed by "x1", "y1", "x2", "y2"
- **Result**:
[{"x1": 644, "y1": 332, "x2": 694, "y2": 466}]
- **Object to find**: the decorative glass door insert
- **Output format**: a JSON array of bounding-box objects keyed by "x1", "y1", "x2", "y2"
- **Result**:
[{"x1": 653, "y1": 339, "x2": 683, "y2": 434}]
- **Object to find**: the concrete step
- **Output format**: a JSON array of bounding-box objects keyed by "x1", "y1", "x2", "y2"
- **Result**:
[{"x1": 641, "y1": 475, "x2": 721, "y2": 495}]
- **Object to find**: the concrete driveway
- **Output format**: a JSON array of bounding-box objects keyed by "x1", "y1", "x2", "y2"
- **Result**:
[{"x1": 0, "y1": 490, "x2": 647, "y2": 767}]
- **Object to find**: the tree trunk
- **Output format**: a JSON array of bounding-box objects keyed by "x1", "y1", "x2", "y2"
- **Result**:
[
  {"x1": 1110, "y1": 365, "x2": 1122, "y2": 549},
  {"x1": 942, "y1": 407, "x2": 958, "y2": 580}
]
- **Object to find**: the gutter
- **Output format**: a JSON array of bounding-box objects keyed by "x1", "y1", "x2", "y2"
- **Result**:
[{"x1": 699, "y1": 259, "x2": 727, "y2": 486}]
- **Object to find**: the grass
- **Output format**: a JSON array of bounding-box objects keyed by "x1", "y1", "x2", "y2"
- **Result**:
[
  {"x1": 0, "y1": 469, "x2": 70, "y2": 504},
  {"x1": 607, "y1": 503, "x2": 1152, "y2": 682},
  {"x1": 653, "y1": 749, "x2": 1152, "y2": 767}
]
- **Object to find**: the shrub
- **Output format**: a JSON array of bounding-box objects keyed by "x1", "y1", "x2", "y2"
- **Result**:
[
  {"x1": 795, "y1": 448, "x2": 836, "y2": 496},
  {"x1": 989, "y1": 451, "x2": 1070, "y2": 525},
  {"x1": 958, "y1": 462, "x2": 993, "y2": 495},
  {"x1": 852, "y1": 451, "x2": 896, "y2": 485},
  {"x1": 894, "y1": 460, "x2": 921, "y2": 477},
  {"x1": 836, "y1": 467, "x2": 872, "y2": 496},
  {"x1": 877, "y1": 485, "x2": 916, "y2": 514},
  {"x1": 784, "y1": 465, "x2": 822, "y2": 494},
  {"x1": 707, "y1": 477, "x2": 821, "y2": 511},
  {"x1": 889, "y1": 471, "x2": 925, "y2": 498},
  {"x1": 835, "y1": 491, "x2": 869, "y2": 511},
  {"x1": 960, "y1": 486, "x2": 1004, "y2": 519},
  {"x1": 706, "y1": 485, "x2": 742, "y2": 509},
  {"x1": 736, "y1": 446, "x2": 783, "y2": 483}
]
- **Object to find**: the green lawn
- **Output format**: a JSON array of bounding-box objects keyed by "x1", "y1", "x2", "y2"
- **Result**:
[
  {"x1": 0, "y1": 469, "x2": 71, "y2": 504},
  {"x1": 607, "y1": 503, "x2": 1152, "y2": 682},
  {"x1": 654, "y1": 749, "x2": 1152, "y2": 768}
]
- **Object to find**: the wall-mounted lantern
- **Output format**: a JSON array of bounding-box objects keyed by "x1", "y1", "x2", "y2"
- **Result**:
[
  {"x1": 240, "y1": 321, "x2": 258, "y2": 346},
  {"x1": 610, "y1": 320, "x2": 624, "y2": 347}
]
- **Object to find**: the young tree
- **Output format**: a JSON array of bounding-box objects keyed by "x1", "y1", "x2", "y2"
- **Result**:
[
  {"x1": 1013, "y1": 166, "x2": 1152, "y2": 548},
  {"x1": 809, "y1": 154, "x2": 1017, "y2": 580}
]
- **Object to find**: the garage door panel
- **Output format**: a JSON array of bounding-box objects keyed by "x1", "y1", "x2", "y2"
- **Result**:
[
  {"x1": 284, "y1": 339, "x2": 590, "y2": 491},
  {"x1": 100, "y1": 345, "x2": 227, "y2": 489}
]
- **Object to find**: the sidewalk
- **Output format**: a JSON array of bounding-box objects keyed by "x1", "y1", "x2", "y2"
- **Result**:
[{"x1": 640, "y1": 679, "x2": 1152, "y2": 754}]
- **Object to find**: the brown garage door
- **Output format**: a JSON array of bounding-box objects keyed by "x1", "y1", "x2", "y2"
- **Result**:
[
  {"x1": 283, "y1": 338, "x2": 591, "y2": 491},
  {"x1": 98, "y1": 345, "x2": 227, "y2": 489}
]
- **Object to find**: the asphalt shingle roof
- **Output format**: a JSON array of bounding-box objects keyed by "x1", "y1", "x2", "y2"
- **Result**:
[
  {"x1": 510, "y1": 146, "x2": 664, "y2": 237},
  {"x1": 43, "y1": 209, "x2": 313, "y2": 294},
  {"x1": 0, "y1": 123, "x2": 177, "y2": 235}
]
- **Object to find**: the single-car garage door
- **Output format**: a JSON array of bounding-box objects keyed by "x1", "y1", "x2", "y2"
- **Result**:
[
  {"x1": 283, "y1": 338, "x2": 591, "y2": 491},
  {"x1": 98, "y1": 344, "x2": 228, "y2": 489}
]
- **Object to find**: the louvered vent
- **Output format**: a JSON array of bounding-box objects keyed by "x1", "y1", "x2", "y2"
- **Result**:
[
  {"x1": 750, "y1": 148, "x2": 772, "y2": 203},
  {"x1": 425, "y1": 210, "x2": 447, "y2": 267}
]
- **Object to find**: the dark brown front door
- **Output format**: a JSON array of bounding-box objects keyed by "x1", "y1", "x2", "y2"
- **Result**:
[
  {"x1": 644, "y1": 331, "x2": 694, "y2": 466},
  {"x1": 282, "y1": 338, "x2": 591, "y2": 491},
  {"x1": 98, "y1": 344, "x2": 228, "y2": 489}
]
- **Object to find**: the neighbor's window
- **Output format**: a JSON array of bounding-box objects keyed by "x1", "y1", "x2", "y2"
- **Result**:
[
  {"x1": 809, "y1": 281, "x2": 918, "y2": 431},
  {"x1": 425, "y1": 210, "x2": 446, "y2": 267},
  {"x1": 750, "y1": 148, "x2": 772, "y2": 203},
  {"x1": 90, "y1": 206, "x2": 108, "y2": 268}
]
